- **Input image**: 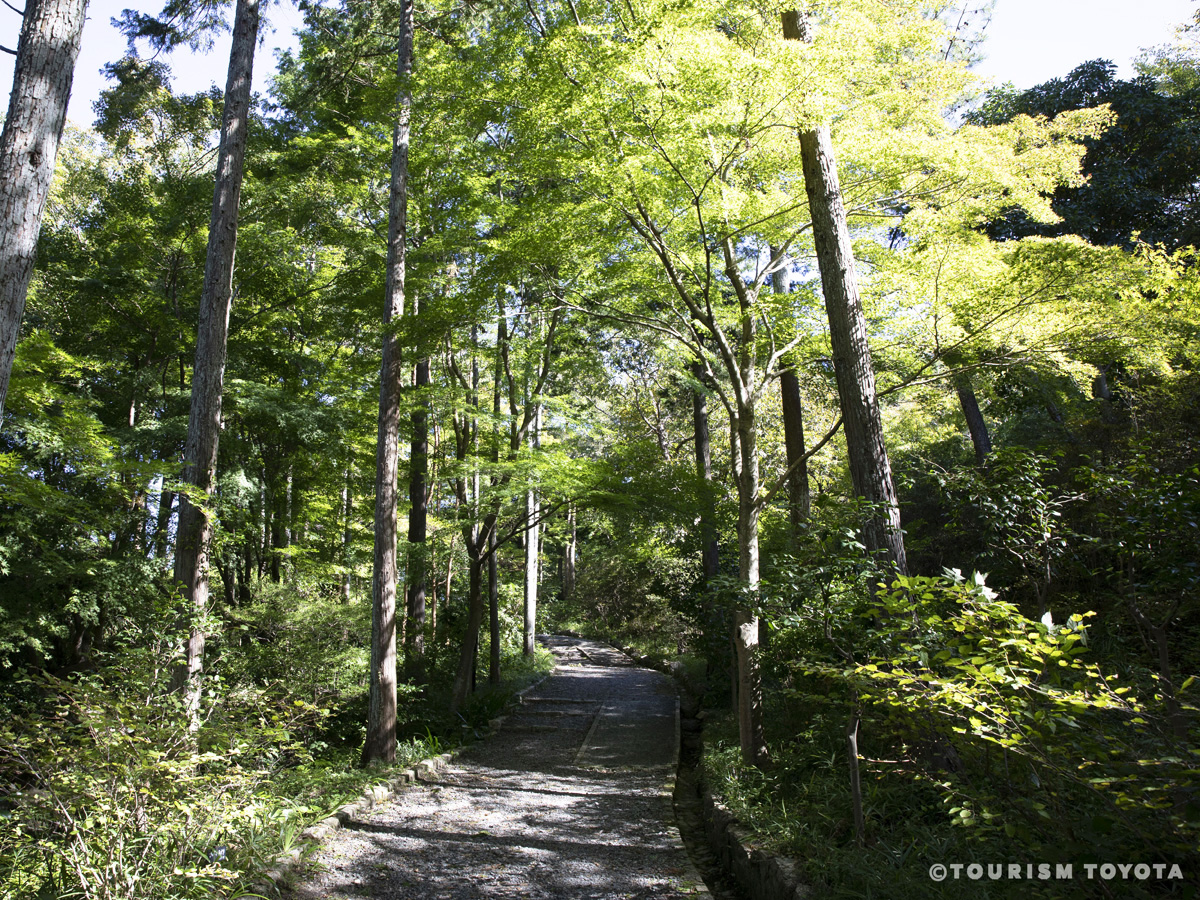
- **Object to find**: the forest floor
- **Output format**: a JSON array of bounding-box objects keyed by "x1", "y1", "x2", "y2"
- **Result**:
[{"x1": 286, "y1": 636, "x2": 710, "y2": 899}]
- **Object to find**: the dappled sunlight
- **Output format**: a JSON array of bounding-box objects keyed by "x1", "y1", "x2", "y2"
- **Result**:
[{"x1": 288, "y1": 637, "x2": 702, "y2": 900}]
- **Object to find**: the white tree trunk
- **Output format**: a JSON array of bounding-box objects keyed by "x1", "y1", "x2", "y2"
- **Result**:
[{"x1": 523, "y1": 404, "x2": 540, "y2": 655}]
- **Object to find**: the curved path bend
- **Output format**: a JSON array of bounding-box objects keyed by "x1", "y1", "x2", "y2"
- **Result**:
[{"x1": 288, "y1": 635, "x2": 709, "y2": 899}]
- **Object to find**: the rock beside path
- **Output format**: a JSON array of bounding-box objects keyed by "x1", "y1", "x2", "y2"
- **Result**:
[{"x1": 287, "y1": 635, "x2": 708, "y2": 899}]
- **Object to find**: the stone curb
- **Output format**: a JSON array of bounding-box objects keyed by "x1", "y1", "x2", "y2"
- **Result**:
[
  {"x1": 243, "y1": 670, "x2": 553, "y2": 899},
  {"x1": 244, "y1": 751, "x2": 456, "y2": 897},
  {"x1": 700, "y1": 784, "x2": 813, "y2": 900}
]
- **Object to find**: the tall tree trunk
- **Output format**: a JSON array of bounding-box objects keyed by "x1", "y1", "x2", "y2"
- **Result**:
[
  {"x1": 219, "y1": 554, "x2": 236, "y2": 608},
  {"x1": 780, "y1": 370, "x2": 810, "y2": 536},
  {"x1": 153, "y1": 485, "x2": 175, "y2": 560},
  {"x1": 428, "y1": 552, "x2": 437, "y2": 632},
  {"x1": 363, "y1": 0, "x2": 413, "y2": 766},
  {"x1": 257, "y1": 476, "x2": 268, "y2": 579},
  {"x1": 785, "y1": 8, "x2": 906, "y2": 576},
  {"x1": 523, "y1": 405, "x2": 540, "y2": 656},
  {"x1": 734, "y1": 403, "x2": 768, "y2": 766},
  {"x1": 771, "y1": 248, "x2": 811, "y2": 542},
  {"x1": 488, "y1": 518, "x2": 500, "y2": 686},
  {"x1": 170, "y1": 0, "x2": 260, "y2": 718},
  {"x1": 0, "y1": 0, "x2": 87, "y2": 420},
  {"x1": 449, "y1": 334, "x2": 483, "y2": 711},
  {"x1": 237, "y1": 543, "x2": 252, "y2": 605},
  {"x1": 442, "y1": 532, "x2": 455, "y2": 637},
  {"x1": 523, "y1": 487, "x2": 539, "y2": 654},
  {"x1": 451, "y1": 532, "x2": 486, "y2": 711},
  {"x1": 406, "y1": 349, "x2": 430, "y2": 679},
  {"x1": 341, "y1": 467, "x2": 352, "y2": 604},
  {"x1": 691, "y1": 361, "x2": 720, "y2": 581},
  {"x1": 488, "y1": 345, "x2": 502, "y2": 684},
  {"x1": 283, "y1": 463, "x2": 294, "y2": 581},
  {"x1": 268, "y1": 476, "x2": 283, "y2": 583},
  {"x1": 562, "y1": 503, "x2": 576, "y2": 601},
  {"x1": 954, "y1": 373, "x2": 992, "y2": 466}
]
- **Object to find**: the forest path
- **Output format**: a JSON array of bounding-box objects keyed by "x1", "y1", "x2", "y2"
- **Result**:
[{"x1": 287, "y1": 635, "x2": 709, "y2": 899}]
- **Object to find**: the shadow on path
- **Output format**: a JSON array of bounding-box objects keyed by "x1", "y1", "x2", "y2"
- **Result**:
[{"x1": 287, "y1": 636, "x2": 705, "y2": 899}]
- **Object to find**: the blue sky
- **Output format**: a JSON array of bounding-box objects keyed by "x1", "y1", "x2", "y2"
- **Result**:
[{"x1": 0, "y1": 0, "x2": 1196, "y2": 127}]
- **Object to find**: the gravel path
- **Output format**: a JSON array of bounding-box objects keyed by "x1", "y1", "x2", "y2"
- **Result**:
[{"x1": 287, "y1": 636, "x2": 709, "y2": 899}]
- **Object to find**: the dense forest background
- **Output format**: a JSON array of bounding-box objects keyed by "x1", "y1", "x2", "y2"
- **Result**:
[{"x1": 1, "y1": 0, "x2": 1199, "y2": 897}]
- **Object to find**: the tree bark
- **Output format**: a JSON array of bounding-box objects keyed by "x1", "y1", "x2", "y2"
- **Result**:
[
  {"x1": 771, "y1": 248, "x2": 811, "y2": 542},
  {"x1": 488, "y1": 519, "x2": 500, "y2": 686},
  {"x1": 219, "y1": 554, "x2": 236, "y2": 608},
  {"x1": 171, "y1": 0, "x2": 260, "y2": 718},
  {"x1": 406, "y1": 349, "x2": 430, "y2": 679},
  {"x1": 691, "y1": 361, "x2": 720, "y2": 581},
  {"x1": 341, "y1": 468, "x2": 352, "y2": 604},
  {"x1": 489, "y1": 346, "x2": 502, "y2": 684},
  {"x1": 363, "y1": 0, "x2": 413, "y2": 766},
  {"x1": 283, "y1": 463, "x2": 294, "y2": 581},
  {"x1": 448, "y1": 333, "x2": 485, "y2": 711},
  {"x1": 443, "y1": 532, "x2": 455, "y2": 635},
  {"x1": 153, "y1": 485, "x2": 175, "y2": 560},
  {"x1": 954, "y1": 373, "x2": 992, "y2": 466},
  {"x1": 562, "y1": 503, "x2": 576, "y2": 601},
  {"x1": 734, "y1": 402, "x2": 768, "y2": 766},
  {"x1": 523, "y1": 405, "x2": 540, "y2": 656},
  {"x1": 0, "y1": 0, "x2": 87, "y2": 420},
  {"x1": 847, "y1": 709, "x2": 866, "y2": 846},
  {"x1": 237, "y1": 543, "x2": 252, "y2": 605},
  {"x1": 780, "y1": 369, "x2": 810, "y2": 537},
  {"x1": 785, "y1": 8, "x2": 907, "y2": 576},
  {"x1": 268, "y1": 473, "x2": 284, "y2": 583},
  {"x1": 451, "y1": 529, "x2": 487, "y2": 711}
]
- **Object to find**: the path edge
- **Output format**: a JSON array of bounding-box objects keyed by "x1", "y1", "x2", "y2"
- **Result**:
[
  {"x1": 566, "y1": 635, "x2": 712, "y2": 896},
  {"x1": 581, "y1": 632, "x2": 816, "y2": 900},
  {"x1": 242, "y1": 671, "x2": 552, "y2": 899}
]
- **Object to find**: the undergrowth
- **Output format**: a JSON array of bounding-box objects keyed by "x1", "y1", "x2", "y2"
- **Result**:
[
  {"x1": 701, "y1": 571, "x2": 1200, "y2": 899},
  {"x1": 0, "y1": 594, "x2": 555, "y2": 900}
]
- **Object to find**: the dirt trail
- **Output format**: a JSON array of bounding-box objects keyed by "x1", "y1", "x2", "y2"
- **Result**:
[{"x1": 288, "y1": 635, "x2": 709, "y2": 899}]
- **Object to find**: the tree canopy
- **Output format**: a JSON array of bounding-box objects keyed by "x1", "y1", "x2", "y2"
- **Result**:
[{"x1": 2, "y1": 1, "x2": 1199, "y2": 897}]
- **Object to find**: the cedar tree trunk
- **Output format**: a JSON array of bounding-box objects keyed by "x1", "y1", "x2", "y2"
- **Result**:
[
  {"x1": 406, "y1": 350, "x2": 430, "y2": 678},
  {"x1": 785, "y1": 8, "x2": 907, "y2": 575},
  {"x1": 0, "y1": 0, "x2": 87, "y2": 420},
  {"x1": 171, "y1": 0, "x2": 260, "y2": 716},
  {"x1": 363, "y1": 0, "x2": 413, "y2": 766}
]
